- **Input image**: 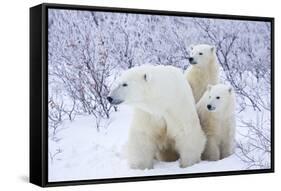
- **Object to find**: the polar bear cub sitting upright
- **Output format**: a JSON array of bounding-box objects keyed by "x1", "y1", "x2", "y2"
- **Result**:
[
  {"x1": 197, "y1": 84, "x2": 236, "y2": 161},
  {"x1": 108, "y1": 65, "x2": 206, "y2": 169},
  {"x1": 184, "y1": 44, "x2": 220, "y2": 103}
]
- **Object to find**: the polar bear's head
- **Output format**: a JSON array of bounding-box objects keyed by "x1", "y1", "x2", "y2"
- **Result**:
[
  {"x1": 107, "y1": 65, "x2": 182, "y2": 114},
  {"x1": 188, "y1": 44, "x2": 216, "y2": 67},
  {"x1": 205, "y1": 84, "x2": 234, "y2": 113},
  {"x1": 107, "y1": 66, "x2": 153, "y2": 106}
]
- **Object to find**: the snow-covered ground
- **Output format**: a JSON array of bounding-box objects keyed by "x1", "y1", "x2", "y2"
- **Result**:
[{"x1": 48, "y1": 105, "x2": 248, "y2": 182}]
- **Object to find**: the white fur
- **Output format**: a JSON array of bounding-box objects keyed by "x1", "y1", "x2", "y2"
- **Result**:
[
  {"x1": 184, "y1": 44, "x2": 220, "y2": 103},
  {"x1": 109, "y1": 65, "x2": 206, "y2": 169},
  {"x1": 197, "y1": 84, "x2": 236, "y2": 161}
]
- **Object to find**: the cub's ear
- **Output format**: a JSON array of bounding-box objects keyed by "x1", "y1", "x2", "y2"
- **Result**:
[
  {"x1": 143, "y1": 73, "x2": 151, "y2": 82},
  {"x1": 207, "y1": 84, "x2": 212, "y2": 91},
  {"x1": 211, "y1": 46, "x2": 216, "y2": 52}
]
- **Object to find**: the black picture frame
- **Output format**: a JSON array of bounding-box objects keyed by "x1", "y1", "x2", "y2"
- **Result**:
[{"x1": 30, "y1": 3, "x2": 275, "y2": 187}]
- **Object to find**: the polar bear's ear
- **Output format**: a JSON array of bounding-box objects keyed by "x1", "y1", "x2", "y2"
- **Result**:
[
  {"x1": 211, "y1": 46, "x2": 216, "y2": 52},
  {"x1": 143, "y1": 73, "x2": 151, "y2": 82},
  {"x1": 207, "y1": 84, "x2": 212, "y2": 91}
]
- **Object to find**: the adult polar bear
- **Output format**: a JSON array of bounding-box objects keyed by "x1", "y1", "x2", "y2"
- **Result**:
[
  {"x1": 185, "y1": 44, "x2": 220, "y2": 103},
  {"x1": 107, "y1": 65, "x2": 206, "y2": 169}
]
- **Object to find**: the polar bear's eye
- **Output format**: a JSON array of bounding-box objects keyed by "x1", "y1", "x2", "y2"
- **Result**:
[
  {"x1": 122, "y1": 83, "x2": 128, "y2": 87},
  {"x1": 199, "y1": 52, "x2": 203, "y2": 55},
  {"x1": 216, "y1": 96, "x2": 220, "y2": 99}
]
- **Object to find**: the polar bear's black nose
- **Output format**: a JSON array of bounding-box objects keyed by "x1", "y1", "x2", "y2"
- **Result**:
[
  {"x1": 207, "y1": 104, "x2": 212, "y2": 110},
  {"x1": 107, "y1": 96, "x2": 113, "y2": 103},
  {"x1": 188, "y1": 57, "x2": 194, "y2": 62}
]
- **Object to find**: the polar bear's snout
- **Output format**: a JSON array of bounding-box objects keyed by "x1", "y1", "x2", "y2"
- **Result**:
[
  {"x1": 107, "y1": 88, "x2": 124, "y2": 105},
  {"x1": 107, "y1": 96, "x2": 123, "y2": 105},
  {"x1": 207, "y1": 104, "x2": 216, "y2": 111},
  {"x1": 106, "y1": 94, "x2": 124, "y2": 105},
  {"x1": 106, "y1": 96, "x2": 113, "y2": 103},
  {"x1": 188, "y1": 57, "x2": 197, "y2": 65}
]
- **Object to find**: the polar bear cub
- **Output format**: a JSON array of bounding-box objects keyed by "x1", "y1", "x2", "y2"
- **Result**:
[
  {"x1": 107, "y1": 65, "x2": 206, "y2": 169},
  {"x1": 197, "y1": 84, "x2": 236, "y2": 161},
  {"x1": 184, "y1": 44, "x2": 220, "y2": 103}
]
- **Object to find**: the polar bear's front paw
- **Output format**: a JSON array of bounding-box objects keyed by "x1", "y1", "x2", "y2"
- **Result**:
[
  {"x1": 179, "y1": 157, "x2": 200, "y2": 168},
  {"x1": 202, "y1": 151, "x2": 220, "y2": 161}
]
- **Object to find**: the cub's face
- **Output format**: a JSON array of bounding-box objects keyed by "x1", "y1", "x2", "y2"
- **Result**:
[
  {"x1": 107, "y1": 67, "x2": 150, "y2": 106},
  {"x1": 188, "y1": 44, "x2": 216, "y2": 67},
  {"x1": 205, "y1": 84, "x2": 233, "y2": 112}
]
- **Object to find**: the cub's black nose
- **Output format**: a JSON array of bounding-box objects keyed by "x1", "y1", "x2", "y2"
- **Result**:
[
  {"x1": 188, "y1": 57, "x2": 194, "y2": 62},
  {"x1": 207, "y1": 104, "x2": 212, "y2": 110},
  {"x1": 107, "y1": 96, "x2": 113, "y2": 103}
]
